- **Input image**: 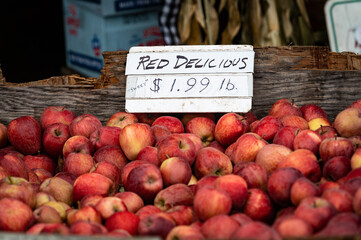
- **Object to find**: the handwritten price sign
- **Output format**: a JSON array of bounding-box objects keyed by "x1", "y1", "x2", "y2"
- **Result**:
[
  {"x1": 127, "y1": 74, "x2": 252, "y2": 98},
  {"x1": 125, "y1": 45, "x2": 255, "y2": 113}
]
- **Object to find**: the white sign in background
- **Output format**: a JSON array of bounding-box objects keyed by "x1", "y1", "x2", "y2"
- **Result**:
[{"x1": 125, "y1": 45, "x2": 255, "y2": 113}]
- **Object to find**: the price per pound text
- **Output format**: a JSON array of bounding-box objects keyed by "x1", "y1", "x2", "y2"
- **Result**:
[{"x1": 126, "y1": 74, "x2": 252, "y2": 99}]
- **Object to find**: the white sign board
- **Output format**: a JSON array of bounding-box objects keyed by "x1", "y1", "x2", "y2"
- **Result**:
[
  {"x1": 125, "y1": 45, "x2": 255, "y2": 113},
  {"x1": 325, "y1": 0, "x2": 361, "y2": 53}
]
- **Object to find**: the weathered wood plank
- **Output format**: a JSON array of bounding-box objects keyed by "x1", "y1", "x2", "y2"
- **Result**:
[{"x1": 0, "y1": 46, "x2": 360, "y2": 126}]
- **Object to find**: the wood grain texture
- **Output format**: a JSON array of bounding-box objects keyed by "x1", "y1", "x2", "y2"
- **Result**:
[{"x1": 0, "y1": 46, "x2": 360, "y2": 125}]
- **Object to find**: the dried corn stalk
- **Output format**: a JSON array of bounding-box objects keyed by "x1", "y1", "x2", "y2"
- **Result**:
[{"x1": 178, "y1": 0, "x2": 314, "y2": 46}]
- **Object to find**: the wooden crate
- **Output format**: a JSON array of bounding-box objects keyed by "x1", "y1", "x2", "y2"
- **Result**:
[{"x1": 0, "y1": 46, "x2": 360, "y2": 125}]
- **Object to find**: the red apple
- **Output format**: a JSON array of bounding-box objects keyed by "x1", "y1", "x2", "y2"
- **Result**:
[
  {"x1": 333, "y1": 107, "x2": 361, "y2": 137},
  {"x1": 106, "y1": 112, "x2": 138, "y2": 129},
  {"x1": 352, "y1": 187, "x2": 361, "y2": 214},
  {"x1": 26, "y1": 223, "x2": 70, "y2": 235},
  {"x1": 23, "y1": 153, "x2": 56, "y2": 175},
  {"x1": 95, "y1": 196, "x2": 127, "y2": 220},
  {"x1": 319, "y1": 136, "x2": 354, "y2": 164},
  {"x1": 231, "y1": 132, "x2": 268, "y2": 164},
  {"x1": 30, "y1": 168, "x2": 48, "y2": 184},
  {"x1": 0, "y1": 152, "x2": 28, "y2": 180},
  {"x1": 165, "y1": 205, "x2": 195, "y2": 226},
  {"x1": 152, "y1": 116, "x2": 184, "y2": 134},
  {"x1": 322, "y1": 188, "x2": 353, "y2": 212},
  {"x1": 151, "y1": 125, "x2": 172, "y2": 145},
  {"x1": 214, "y1": 174, "x2": 248, "y2": 210},
  {"x1": 314, "y1": 212, "x2": 360, "y2": 237},
  {"x1": 267, "y1": 167, "x2": 303, "y2": 207},
  {"x1": 277, "y1": 149, "x2": 321, "y2": 182},
  {"x1": 214, "y1": 112, "x2": 248, "y2": 146},
  {"x1": 93, "y1": 145, "x2": 127, "y2": 170},
  {"x1": 193, "y1": 186, "x2": 232, "y2": 221},
  {"x1": 0, "y1": 123, "x2": 7, "y2": 148},
  {"x1": 208, "y1": 140, "x2": 226, "y2": 152},
  {"x1": 69, "y1": 114, "x2": 102, "y2": 138},
  {"x1": 231, "y1": 221, "x2": 281, "y2": 240},
  {"x1": 181, "y1": 113, "x2": 216, "y2": 125},
  {"x1": 243, "y1": 188, "x2": 274, "y2": 223},
  {"x1": 293, "y1": 129, "x2": 322, "y2": 155},
  {"x1": 39, "y1": 176, "x2": 73, "y2": 206},
  {"x1": 0, "y1": 167, "x2": 8, "y2": 181},
  {"x1": 120, "y1": 160, "x2": 149, "y2": 188},
  {"x1": 89, "y1": 126, "x2": 121, "y2": 150},
  {"x1": 0, "y1": 176, "x2": 36, "y2": 208},
  {"x1": 72, "y1": 172, "x2": 115, "y2": 202},
  {"x1": 119, "y1": 123, "x2": 155, "y2": 161},
  {"x1": 255, "y1": 143, "x2": 292, "y2": 175},
  {"x1": 180, "y1": 133, "x2": 203, "y2": 153},
  {"x1": 70, "y1": 221, "x2": 107, "y2": 235},
  {"x1": 7, "y1": 116, "x2": 42, "y2": 155},
  {"x1": 349, "y1": 135, "x2": 361, "y2": 150},
  {"x1": 157, "y1": 134, "x2": 197, "y2": 165},
  {"x1": 194, "y1": 147, "x2": 232, "y2": 178},
  {"x1": 273, "y1": 214, "x2": 313, "y2": 238},
  {"x1": 134, "y1": 113, "x2": 161, "y2": 126},
  {"x1": 230, "y1": 213, "x2": 253, "y2": 226},
  {"x1": 90, "y1": 161, "x2": 121, "y2": 185},
  {"x1": 67, "y1": 206, "x2": 102, "y2": 226},
  {"x1": 319, "y1": 178, "x2": 340, "y2": 194},
  {"x1": 316, "y1": 125, "x2": 338, "y2": 140},
  {"x1": 165, "y1": 225, "x2": 204, "y2": 240},
  {"x1": 340, "y1": 177, "x2": 361, "y2": 196},
  {"x1": 0, "y1": 198, "x2": 33, "y2": 232},
  {"x1": 185, "y1": 117, "x2": 215, "y2": 147},
  {"x1": 200, "y1": 214, "x2": 239, "y2": 239},
  {"x1": 42, "y1": 123, "x2": 70, "y2": 158},
  {"x1": 269, "y1": 98, "x2": 302, "y2": 119},
  {"x1": 62, "y1": 135, "x2": 94, "y2": 159},
  {"x1": 280, "y1": 115, "x2": 308, "y2": 130},
  {"x1": 105, "y1": 211, "x2": 140, "y2": 235},
  {"x1": 233, "y1": 162, "x2": 268, "y2": 191},
  {"x1": 300, "y1": 104, "x2": 328, "y2": 121},
  {"x1": 241, "y1": 110, "x2": 258, "y2": 125},
  {"x1": 193, "y1": 175, "x2": 218, "y2": 193},
  {"x1": 253, "y1": 115, "x2": 283, "y2": 142},
  {"x1": 154, "y1": 183, "x2": 193, "y2": 211},
  {"x1": 160, "y1": 157, "x2": 192, "y2": 186},
  {"x1": 125, "y1": 163, "x2": 163, "y2": 203},
  {"x1": 323, "y1": 156, "x2": 350, "y2": 181},
  {"x1": 137, "y1": 212, "x2": 176, "y2": 239},
  {"x1": 136, "y1": 146, "x2": 159, "y2": 166},
  {"x1": 63, "y1": 152, "x2": 94, "y2": 177},
  {"x1": 33, "y1": 205, "x2": 62, "y2": 224},
  {"x1": 136, "y1": 205, "x2": 162, "y2": 221},
  {"x1": 273, "y1": 126, "x2": 299, "y2": 150},
  {"x1": 294, "y1": 196, "x2": 337, "y2": 231},
  {"x1": 79, "y1": 194, "x2": 103, "y2": 209},
  {"x1": 54, "y1": 171, "x2": 77, "y2": 186},
  {"x1": 290, "y1": 177, "x2": 321, "y2": 206},
  {"x1": 40, "y1": 106, "x2": 76, "y2": 129},
  {"x1": 114, "y1": 191, "x2": 144, "y2": 213}
]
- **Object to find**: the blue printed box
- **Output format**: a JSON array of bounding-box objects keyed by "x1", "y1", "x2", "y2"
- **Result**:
[{"x1": 63, "y1": 0, "x2": 165, "y2": 77}]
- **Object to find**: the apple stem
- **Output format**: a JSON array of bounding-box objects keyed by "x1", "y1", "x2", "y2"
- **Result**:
[
  {"x1": 291, "y1": 98, "x2": 295, "y2": 106},
  {"x1": 334, "y1": 134, "x2": 338, "y2": 140}
]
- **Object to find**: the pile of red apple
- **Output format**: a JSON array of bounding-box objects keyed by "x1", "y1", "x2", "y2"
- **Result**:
[{"x1": 0, "y1": 98, "x2": 361, "y2": 240}]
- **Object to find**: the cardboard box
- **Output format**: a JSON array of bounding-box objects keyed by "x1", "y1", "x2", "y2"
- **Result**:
[{"x1": 63, "y1": 0, "x2": 165, "y2": 77}]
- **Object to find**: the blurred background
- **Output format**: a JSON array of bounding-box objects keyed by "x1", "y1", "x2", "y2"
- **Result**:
[{"x1": 0, "y1": 0, "x2": 331, "y2": 83}]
